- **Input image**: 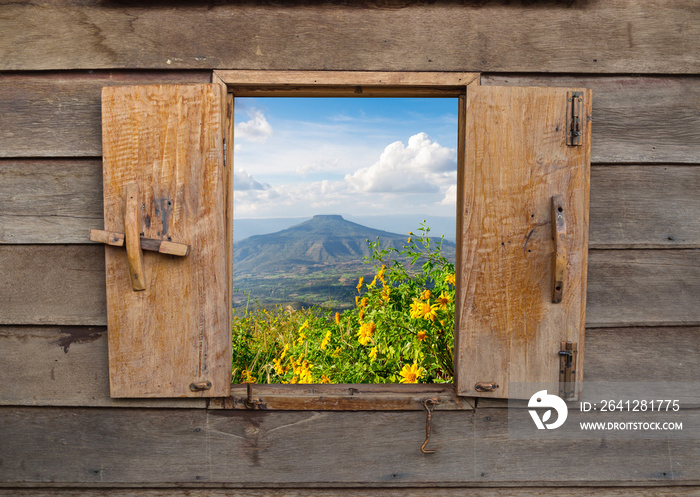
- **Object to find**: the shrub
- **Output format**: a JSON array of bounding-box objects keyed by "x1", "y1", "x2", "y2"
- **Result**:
[{"x1": 231, "y1": 223, "x2": 455, "y2": 384}]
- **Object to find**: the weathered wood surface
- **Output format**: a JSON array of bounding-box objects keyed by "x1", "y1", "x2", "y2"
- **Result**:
[
  {"x1": 1, "y1": 407, "x2": 698, "y2": 485},
  {"x1": 483, "y1": 75, "x2": 700, "y2": 164},
  {"x1": 2, "y1": 489, "x2": 700, "y2": 497},
  {"x1": 1, "y1": 1, "x2": 698, "y2": 74},
  {"x1": 4, "y1": 162, "x2": 699, "y2": 249},
  {"x1": 101, "y1": 84, "x2": 230, "y2": 398},
  {"x1": 0, "y1": 160, "x2": 103, "y2": 243},
  {"x1": 586, "y1": 250, "x2": 700, "y2": 328},
  {"x1": 457, "y1": 85, "x2": 591, "y2": 398},
  {"x1": 2, "y1": 75, "x2": 699, "y2": 162},
  {"x1": 0, "y1": 327, "x2": 205, "y2": 408},
  {"x1": 2, "y1": 325, "x2": 696, "y2": 407},
  {"x1": 1, "y1": 246, "x2": 698, "y2": 327},
  {"x1": 0, "y1": 72, "x2": 210, "y2": 157}
]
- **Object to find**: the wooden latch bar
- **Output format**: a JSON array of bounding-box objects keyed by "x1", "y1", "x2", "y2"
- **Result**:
[
  {"x1": 89, "y1": 183, "x2": 190, "y2": 291},
  {"x1": 566, "y1": 91, "x2": 583, "y2": 146},
  {"x1": 558, "y1": 341, "x2": 578, "y2": 400},
  {"x1": 551, "y1": 195, "x2": 567, "y2": 303}
]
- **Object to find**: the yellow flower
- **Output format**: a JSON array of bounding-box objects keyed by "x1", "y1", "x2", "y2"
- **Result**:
[
  {"x1": 356, "y1": 277, "x2": 364, "y2": 293},
  {"x1": 420, "y1": 289, "x2": 431, "y2": 301},
  {"x1": 399, "y1": 363, "x2": 423, "y2": 383},
  {"x1": 409, "y1": 300, "x2": 422, "y2": 319},
  {"x1": 280, "y1": 343, "x2": 289, "y2": 360},
  {"x1": 416, "y1": 330, "x2": 427, "y2": 342},
  {"x1": 355, "y1": 296, "x2": 360, "y2": 306},
  {"x1": 436, "y1": 291, "x2": 452, "y2": 310},
  {"x1": 358, "y1": 309, "x2": 365, "y2": 321},
  {"x1": 298, "y1": 320, "x2": 309, "y2": 333},
  {"x1": 407, "y1": 236, "x2": 412, "y2": 243},
  {"x1": 360, "y1": 297, "x2": 369, "y2": 309},
  {"x1": 241, "y1": 369, "x2": 256, "y2": 383},
  {"x1": 445, "y1": 273, "x2": 456, "y2": 286},
  {"x1": 332, "y1": 346, "x2": 341, "y2": 357},
  {"x1": 321, "y1": 374, "x2": 331, "y2": 384},
  {"x1": 335, "y1": 312, "x2": 340, "y2": 325},
  {"x1": 381, "y1": 286, "x2": 391, "y2": 303},
  {"x1": 357, "y1": 321, "x2": 376, "y2": 346},
  {"x1": 368, "y1": 275, "x2": 378, "y2": 288},
  {"x1": 369, "y1": 346, "x2": 378, "y2": 362},
  {"x1": 320, "y1": 330, "x2": 332, "y2": 350},
  {"x1": 418, "y1": 301, "x2": 439, "y2": 322},
  {"x1": 377, "y1": 265, "x2": 386, "y2": 283},
  {"x1": 296, "y1": 332, "x2": 307, "y2": 345},
  {"x1": 273, "y1": 358, "x2": 285, "y2": 375}
]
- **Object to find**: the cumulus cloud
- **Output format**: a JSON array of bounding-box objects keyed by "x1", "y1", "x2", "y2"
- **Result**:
[
  {"x1": 345, "y1": 133, "x2": 456, "y2": 193},
  {"x1": 440, "y1": 184, "x2": 457, "y2": 206},
  {"x1": 234, "y1": 168, "x2": 269, "y2": 191},
  {"x1": 235, "y1": 110, "x2": 273, "y2": 143}
]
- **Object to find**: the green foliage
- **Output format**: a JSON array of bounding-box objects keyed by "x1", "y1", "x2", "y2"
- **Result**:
[{"x1": 231, "y1": 222, "x2": 455, "y2": 384}]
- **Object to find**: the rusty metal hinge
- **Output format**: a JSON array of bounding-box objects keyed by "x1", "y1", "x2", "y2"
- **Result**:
[
  {"x1": 558, "y1": 341, "x2": 578, "y2": 400},
  {"x1": 566, "y1": 91, "x2": 584, "y2": 147}
]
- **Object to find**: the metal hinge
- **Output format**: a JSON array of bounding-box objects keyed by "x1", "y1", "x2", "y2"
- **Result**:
[
  {"x1": 566, "y1": 91, "x2": 583, "y2": 147},
  {"x1": 558, "y1": 341, "x2": 578, "y2": 400}
]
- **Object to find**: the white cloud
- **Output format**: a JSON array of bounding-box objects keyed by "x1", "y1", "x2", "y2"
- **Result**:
[
  {"x1": 235, "y1": 110, "x2": 272, "y2": 143},
  {"x1": 344, "y1": 133, "x2": 456, "y2": 193},
  {"x1": 234, "y1": 168, "x2": 269, "y2": 191},
  {"x1": 440, "y1": 184, "x2": 457, "y2": 206},
  {"x1": 296, "y1": 159, "x2": 340, "y2": 176}
]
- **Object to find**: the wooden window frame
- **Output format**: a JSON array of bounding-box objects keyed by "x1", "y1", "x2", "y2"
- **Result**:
[{"x1": 211, "y1": 70, "x2": 480, "y2": 411}]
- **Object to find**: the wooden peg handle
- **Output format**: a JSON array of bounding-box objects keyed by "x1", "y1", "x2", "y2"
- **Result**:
[
  {"x1": 551, "y1": 195, "x2": 567, "y2": 303},
  {"x1": 124, "y1": 183, "x2": 146, "y2": 291}
]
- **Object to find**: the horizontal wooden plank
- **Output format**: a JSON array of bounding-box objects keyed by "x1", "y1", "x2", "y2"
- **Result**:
[
  {"x1": 0, "y1": 327, "x2": 205, "y2": 408},
  {"x1": 589, "y1": 166, "x2": 700, "y2": 249},
  {"x1": 214, "y1": 383, "x2": 473, "y2": 410},
  {"x1": 0, "y1": 160, "x2": 103, "y2": 243},
  {"x1": 585, "y1": 250, "x2": 700, "y2": 328},
  {"x1": 0, "y1": 72, "x2": 210, "y2": 157},
  {"x1": 0, "y1": 406, "x2": 698, "y2": 485},
  {"x1": 2, "y1": 326, "x2": 696, "y2": 407},
  {"x1": 1, "y1": 1, "x2": 699, "y2": 73},
  {"x1": 5, "y1": 162, "x2": 699, "y2": 248},
  {"x1": 2, "y1": 75, "x2": 698, "y2": 162},
  {"x1": 482, "y1": 76, "x2": 700, "y2": 164},
  {"x1": 2, "y1": 246, "x2": 698, "y2": 327},
  {"x1": 2, "y1": 488, "x2": 700, "y2": 496}
]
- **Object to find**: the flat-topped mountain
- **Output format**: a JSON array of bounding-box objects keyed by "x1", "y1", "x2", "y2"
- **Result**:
[{"x1": 233, "y1": 214, "x2": 455, "y2": 277}]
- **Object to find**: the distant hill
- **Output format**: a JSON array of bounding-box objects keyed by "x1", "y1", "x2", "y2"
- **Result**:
[{"x1": 233, "y1": 214, "x2": 455, "y2": 277}]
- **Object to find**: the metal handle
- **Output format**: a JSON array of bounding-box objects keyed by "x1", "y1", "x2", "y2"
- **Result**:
[{"x1": 551, "y1": 195, "x2": 567, "y2": 303}]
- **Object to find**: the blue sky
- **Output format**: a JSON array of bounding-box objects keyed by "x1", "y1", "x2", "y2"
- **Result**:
[{"x1": 233, "y1": 97, "x2": 459, "y2": 219}]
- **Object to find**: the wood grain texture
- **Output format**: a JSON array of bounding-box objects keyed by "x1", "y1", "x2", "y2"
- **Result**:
[
  {"x1": 0, "y1": 407, "x2": 698, "y2": 485},
  {"x1": 1, "y1": 1, "x2": 698, "y2": 73},
  {"x1": 0, "y1": 72, "x2": 210, "y2": 158},
  {"x1": 483, "y1": 75, "x2": 700, "y2": 164},
  {"x1": 4, "y1": 163, "x2": 699, "y2": 248},
  {"x1": 2, "y1": 75, "x2": 698, "y2": 163},
  {"x1": 2, "y1": 326, "x2": 697, "y2": 407},
  {"x1": 101, "y1": 84, "x2": 229, "y2": 398},
  {"x1": 586, "y1": 250, "x2": 700, "y2": 328},
  {"x1": 457, "y1": 86, "x2": 591, "y2": 398},
  {"x1": 0, "y1": 327, "x2": 205, "y2": 408},
  {"x1": 0, "y1": 160, "x2": 104, "y2": 243},
  {"x1": 2, "y1": 246, "x2": 698, "y2": 328},
  {"x1": 2, "y1": 489, "x2": 700, "y2": 497}
]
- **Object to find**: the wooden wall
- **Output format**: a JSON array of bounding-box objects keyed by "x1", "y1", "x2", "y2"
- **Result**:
[{"x1": 1, "y1": 1, "x2": 699, "y2": 495}]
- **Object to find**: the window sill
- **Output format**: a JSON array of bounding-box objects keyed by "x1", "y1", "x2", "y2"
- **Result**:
[{"x1": 209, "y1": 383, "x2": 474, "y2": 411}]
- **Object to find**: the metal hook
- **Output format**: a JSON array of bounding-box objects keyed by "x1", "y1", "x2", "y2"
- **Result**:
[
  {"x1": 244, "y1": 382, "x2": 263, "y2": 409},
  {"x1": 420, "y1": 397, "x2": 441, "y2": 454}
]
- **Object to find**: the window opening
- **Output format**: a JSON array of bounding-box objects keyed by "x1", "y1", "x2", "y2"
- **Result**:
[{"x1": 231, "y1": 97, "x2": 458, "y2": 385}]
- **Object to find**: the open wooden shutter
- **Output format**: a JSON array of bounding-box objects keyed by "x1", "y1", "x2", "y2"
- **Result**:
[
  {"x1": 96, "y1": 84, "x2": 231, "y2": 398},
  {"x1": 456, "y1": 86, "x2": 591, "y2": 400}
]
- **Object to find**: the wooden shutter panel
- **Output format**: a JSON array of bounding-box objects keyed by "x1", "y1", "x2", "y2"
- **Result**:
[
  {"x1": 99, "y1": 84, "x2": 231, "y2": 398},
  {"x1": 456, "y1": 86, "x2": 591, "y2": 400}
]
